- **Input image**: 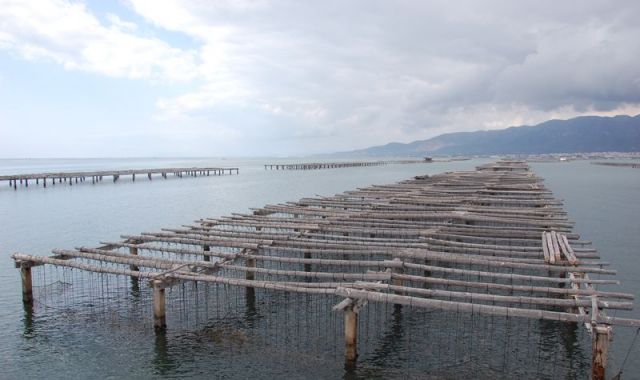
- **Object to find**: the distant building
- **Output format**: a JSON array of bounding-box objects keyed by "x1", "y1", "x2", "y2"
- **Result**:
[{"x1": 424, "y1": 157, "x2": 433, "y2": 162}]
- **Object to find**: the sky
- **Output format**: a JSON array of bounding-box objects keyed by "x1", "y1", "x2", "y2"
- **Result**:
[{"x1": 1, "y1": 0, "x2": 639, "y2": 158}]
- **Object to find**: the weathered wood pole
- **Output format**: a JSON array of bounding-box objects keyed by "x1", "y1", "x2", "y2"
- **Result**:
[
  {"x1": 20, "y1": 264, "x2": 33, "y2": 305},
  {"x1": 132, "y1": 173, "x2": 135, "y2": 182},
  {"x1": 344, "y1": 305, "x2": 358, "y2": 362},
  {"x1": 246, "y1": 257, "x2": 256, "y2": 281},
  {"x1": 592, "y1": 325, "x2": 611, "y2": 380},
  {"x1": 203, "y1": 245, "x2": 210, "y2": 262},
  {"x1": 391, "y1": 258, "x2": 405, "y2": 308},
  {"x1": 129, "y1": 246, "x2": 139, "y2": 272},
  {"x1": 304, "y1": 251, "x2": 312, "y2": 272},
  {"x1": 153, "y1": 281, "x2": 166, "y2": 331}
]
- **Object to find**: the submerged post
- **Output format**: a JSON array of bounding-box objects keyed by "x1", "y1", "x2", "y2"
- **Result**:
[
  {"x1": 592, "y1": 325, "x2": 611, "y2": 380},
  {"x1": 152, "y1": 281, "x2": 166, "y2": 331},
  {"x1": 344, "y1": 304, "x2": 358, "y2": 362}
]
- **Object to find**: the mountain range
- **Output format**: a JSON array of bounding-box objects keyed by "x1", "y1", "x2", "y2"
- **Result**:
[{"x1": 336, "y1": 114, "x2": 640, "y2": 157}]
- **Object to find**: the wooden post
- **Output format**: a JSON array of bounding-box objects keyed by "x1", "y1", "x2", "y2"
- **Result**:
[
  {"x1": 20, "y1": 264, "x2": 33, "y2": 305},
  {"x1": 304, "y1": 251, "x2": 312, "y2": 272},
  {"x1": 153, "y1": 281, "x2": 166, "y2": 331},
  {"x1": 592, "y1": 325, "x2": 611, "y2": 380},
  {"x1": 203, "y1": 245, "x2": 210, "y2": 262},
  {"x1": 391, "y1": 258, "x2": 404, "y2": 308},
  {"x1": 245, "y1": 251, "x2": 257, "y2": 304},
  {"x1": 344, "y1": 305, "x2": 358, "y2": 362},
  {"x1": 129, "y1": 246, "x2": 139, "y2": 272},
  {"x1": 246, "y1": 257, "x2": 256, "y2": 281}
]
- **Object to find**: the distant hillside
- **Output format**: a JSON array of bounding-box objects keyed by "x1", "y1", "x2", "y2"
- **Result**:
[{"x1": 338, "y1": 115, "x2": 640, "y2": 157}]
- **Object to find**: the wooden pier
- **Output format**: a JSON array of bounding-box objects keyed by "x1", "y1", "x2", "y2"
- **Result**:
[
  {"x1": 264, "y1": 159, "x2": 428, "y2": 171},
  {"x1": 11, "y1": 160, "x2": 640, "y2": 379},
  {"x1": 1, "y1": 166, "x2": 239, "y2": 190},
  {"x1": 591, "y1": 161, "x2": 640, "y2": 169}
]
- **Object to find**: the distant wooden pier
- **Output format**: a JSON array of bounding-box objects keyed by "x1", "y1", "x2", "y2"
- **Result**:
[
  {"x1": 11, "y1": 160, "x2": 640, "y2": 379},
  {"x1": 591, "y1": 161, "x2": 640, "y2": 169},
  {"x1": 0, "y1": 167, "x2": 239, "y2": 190},
  {"x1": 264, "y1": 159, "x2": 428, "y2": 171}
]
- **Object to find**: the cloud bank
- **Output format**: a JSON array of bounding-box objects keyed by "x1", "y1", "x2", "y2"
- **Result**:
[{"x1": 1, "y1": 0, "x2": 639, "y2": 156}]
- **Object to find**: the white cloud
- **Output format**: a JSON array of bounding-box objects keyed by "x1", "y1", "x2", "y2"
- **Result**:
[
  {"x1": 106, "y1": 13, "x2": 137, "y2": 31},
  {"x1": 0, "y1": 0, "x2": 198, "y2": 82}
]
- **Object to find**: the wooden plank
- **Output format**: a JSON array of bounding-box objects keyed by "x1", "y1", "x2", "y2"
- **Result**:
[{"x1": 542, "y1": 231, "x2": 551, "y2": 263}]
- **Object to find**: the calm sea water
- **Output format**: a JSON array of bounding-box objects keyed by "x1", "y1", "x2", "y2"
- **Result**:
[{"x1": 0, "y1": 158, "x2": 638, "y2": 379}]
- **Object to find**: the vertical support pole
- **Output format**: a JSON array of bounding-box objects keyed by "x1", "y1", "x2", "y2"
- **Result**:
[
  {"x1": 344, "y1": 305, "x2": 358, "y2": 363},
  {"x1": 391, "y1": 258, "x2": 404, "y2": 309},
  {"x1": 203, "y1": 245, "x2": 210, "y2": 262},
  {"x1": 304, "y1": 251, "x2": 312, "y2": 272},
  {"x1": 20, "y1": 264, "x2": 33, "y2": 305},
  {"x1": 153, "y1": 281, "x2": 166, "y2": 331},
  {"x1": 129, "y1": 245, "x2": 139, "y2": 272},
  {"x1": 592, "y1": 325, "x2": 611, "y2": 380},
  {"x1": 246, "y1": 257, "x2": 256, "y2": 281}
]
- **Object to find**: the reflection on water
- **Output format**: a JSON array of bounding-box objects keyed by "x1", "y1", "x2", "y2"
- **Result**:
[
  {"x1": 153, "y1": 331, "x2": 174, "y2": 376},
  {"x1": 14, "y1": 263, "x2": 593, "y2": 379}
]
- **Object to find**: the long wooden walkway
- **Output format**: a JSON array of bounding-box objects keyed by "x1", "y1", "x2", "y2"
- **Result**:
[
  {"x1": 12, "y1": 160, "x2": 639, "y2": 379},
  {"x1": 264, "y1": 159, "x2": 428, "y2": 170},
  {"x1": 592, "y1": 161, "x2": 640, "y2": 169},
  {"x1": 1, "y1": 166, "x2": 239, "y2": 189}
]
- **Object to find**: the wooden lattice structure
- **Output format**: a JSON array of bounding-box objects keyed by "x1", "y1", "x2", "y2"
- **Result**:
[{"x1": 12, "y1": 160, "x2": 640, "y2": 379}]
